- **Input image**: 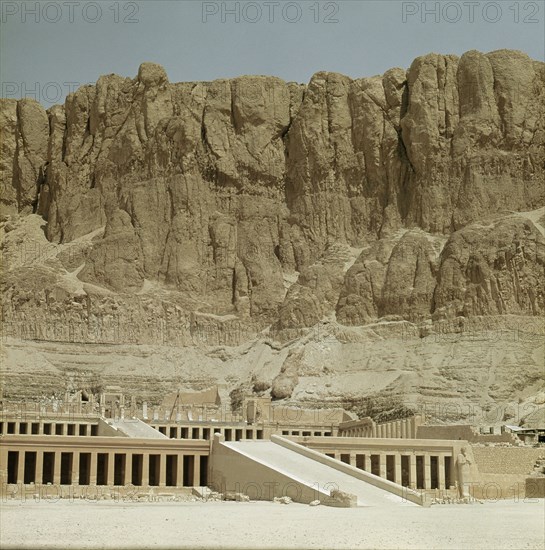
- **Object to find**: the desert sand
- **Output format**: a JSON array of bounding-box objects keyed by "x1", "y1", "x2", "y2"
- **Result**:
[{"x1": 1, "y1": 499, "x2": 543, "y2": 549}]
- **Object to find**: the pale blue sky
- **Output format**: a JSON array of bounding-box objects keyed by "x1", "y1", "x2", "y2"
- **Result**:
[{"x1": 1, "y1": 0, "x2": 544, "y2": 106}]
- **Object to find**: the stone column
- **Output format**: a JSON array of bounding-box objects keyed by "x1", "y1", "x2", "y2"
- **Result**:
[
  {"x1": 363, "y1": 452, "x2": 371, "y2": 472},
  {"x1": 0, "y1": 445, "x2": 7, "y2": 483},
  {"x1": 424, "y1": 454, "x2": 431, "y2": 489},
  {"x1": 409, "y1": 454, "x2": 417, "y2": 490},
  {"x1": 38, "y1": 421, "x2": 44, "y2": 435},
  {"x1": 386, "y1": 423, "x2": 391, "y2": 438},
  {"x1": 142, "y1": 454, "x2": 149, "y2": 486},
  {"x1": 89, "y1": 453, "x2": 97, "y2": 486},
  {"x1": 401, "y1": 419, "x2": 407, "y2": 439},
  {"x1": 177, "y1": 455, "x2": 184, "y2": 488},
  {"x1": 371, "y1": 424, "x2": 377, "y2": 438},
  {"x1": 349, "y1": 453, "x2": 357, "y2": 467},
  {"x1": 53, "y1": 452, "x2": 61, "y2": 485},
  {"x1": 107, "y1": 453, "x2": 115, "y2": 486},
  {"x1": 17, "y1": 451, "x2": 25, "y2": 484},
  {"x1": 36, "y1": 451, "x2": 44, "y2": 485},
  {"x1": 72, "y1": 451, "x2": 80, "y2": 486},
  {"x1": 438, "y1": 454, "x2": 446, "y2": 489},
  {"x1": 394, "y1": 454, "x2": 402, "y2": 485},
  {"x1": 125, "y1": 453, "x2": 133, "y2": 486},
  {"x1": 159, "y1": 454, "x2": 166, "y2": 487},
  {"x1": 448, "y1": 453, "x2": 455, "y2": 489},
  {"x1": 396, "y1": 421, "x2": 402, "y2": 438},
  {"x1": 379, "y1": 453, "x2": 387, "y2": 478},
  {"x1": 193, "y1": 456, "x2": 201, "y2": 487}
]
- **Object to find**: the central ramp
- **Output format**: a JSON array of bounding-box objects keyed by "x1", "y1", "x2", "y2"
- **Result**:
[
  {"x1": 105, "y1": 418, "x2": 168, "y2": 439},
  {"x1": 210, "y1": 435, "x2": 423, "y2": 507}
]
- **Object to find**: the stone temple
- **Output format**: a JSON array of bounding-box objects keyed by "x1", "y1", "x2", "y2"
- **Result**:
[
  {"x1": 1, "y1": 45, "x2": 544, "y2": 548},
  {"x1": 2, "y1": 387, "x2": 544, "y2": 505}
]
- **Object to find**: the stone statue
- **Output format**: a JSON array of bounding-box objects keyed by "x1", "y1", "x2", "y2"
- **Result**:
[{"x1": 456, "y1": 447, "x2": 472, "y2": 498}]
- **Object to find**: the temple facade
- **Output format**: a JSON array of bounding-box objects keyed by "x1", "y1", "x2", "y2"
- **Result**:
[{"x1": 1, "y1": 390, "x2": 543, "y2": 504}]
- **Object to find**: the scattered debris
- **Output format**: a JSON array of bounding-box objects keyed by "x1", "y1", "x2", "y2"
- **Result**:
[
  {"x1": 204, "y1": 491, "x2": 223, "y2": 502},
  {"x1": 329, "y1": 489, "x2": 357, "y2": 508},
  {"x1": 431, "y1": 496, "x2": 483, "y2": 505},
  {"x1": 224, "y1": 492, "x2": 250, "y2": 502}
]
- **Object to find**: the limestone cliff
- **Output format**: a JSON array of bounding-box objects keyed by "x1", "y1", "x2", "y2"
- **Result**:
[{"x1": 1, "y1": 49, "x2": 544, "y2": 411}]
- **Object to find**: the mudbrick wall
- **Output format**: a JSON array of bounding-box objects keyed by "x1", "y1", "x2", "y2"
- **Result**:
[
  {"x1": 470, "y1": 446, "x2": 545, "y2": 499},
  {"x1": 472, "y1": 446, "x2": 544, "y2": 475},
  {"x1": 418, "y1": 425, "x2": 519, "y2": 444}
]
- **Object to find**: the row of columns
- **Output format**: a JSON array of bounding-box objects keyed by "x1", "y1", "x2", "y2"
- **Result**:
[
  {"x1": 342, "y1": 417, "x2": 420, "y2": 439},
  {"x1": 330, "y1": 451, "x2": 450, "y2": 489},
  {"x1": 0, "y1": 421, "x2": 97, "y2": 436},
  {"x1": 155, "y1": 426, "x2": 264, "y2": 440},
  {"x1": 374, "y1": 418, "x2": 418, "y2": 439},
  {"x1": 281, "y1": 430, "x2": 331, "y2": 437},
  {"x1": 1, "y1": 401, "x2": 96, "y2": 417},
  {"x1": 151, "y1": 407, "x2": 216, "y2": 422},
  {"x1": 3, "y1": 450, "x2": 204, "y2": 488},
  {"x1": 342, "y1": 425, "x2": 374, "y2": 437}
]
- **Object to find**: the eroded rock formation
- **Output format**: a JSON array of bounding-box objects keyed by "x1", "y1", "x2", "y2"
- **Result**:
[{"x1": 1, "y1": 49, "x2": 544, "y2": 405}]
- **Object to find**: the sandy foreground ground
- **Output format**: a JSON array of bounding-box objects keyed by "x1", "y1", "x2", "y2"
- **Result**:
[{"x1": 1, "y1": 499, "x2": 543, "y2": 550}]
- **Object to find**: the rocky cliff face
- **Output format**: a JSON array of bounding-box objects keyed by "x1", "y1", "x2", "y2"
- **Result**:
[{"x1": 1, "y1": 49, "x2": 544, "y2": 409}]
